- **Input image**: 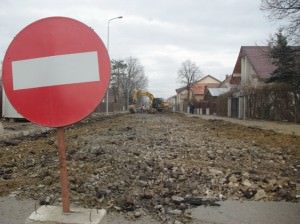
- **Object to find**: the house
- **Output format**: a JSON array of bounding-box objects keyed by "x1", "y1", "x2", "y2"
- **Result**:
[
  {"x1": 176, "y1": 75, "x2": 221, "y2": 112},
  {"x1": 166, "y1": 95, "x2": 177, "y2": 112},
  {"x1": 175, "y1": 86, "x2": 188, "y2": 112},
  {"x1": 204, "y1": 87, "x2": 230, "y2": 115},
  {"x1": 191, "y1": 75, "x2": 221, "y2": 101},
  {"x1": 228, "y1": 46, "x2": 276, "y2": 119},
  {"x1": 205, "y1": 88, "x2": 230, "y2": 102},
  {"x1": 219, "y1": 74, "x2": 232, "y2": 88},
  {"x1": 200, "y1": 74, "x2": 232, "y2": 116},
  {"x1": 233, "y1": 46, "x2": 276, "y2": 87}
]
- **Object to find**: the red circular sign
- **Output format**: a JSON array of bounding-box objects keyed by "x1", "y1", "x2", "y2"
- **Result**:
[{"x1": 2, "y1": 17, "x2": 110, "y2": 127}]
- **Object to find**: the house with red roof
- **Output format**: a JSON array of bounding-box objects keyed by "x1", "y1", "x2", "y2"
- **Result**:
[
  {"x1": 228, "y1": 46, "x2": 276, "y2": 118},
  {"x1": 231, "y1": 46, "x2": 276, "y2": 87},
  {"x1": 175, "y1": 75, "x2": 221, "y2": 112}
]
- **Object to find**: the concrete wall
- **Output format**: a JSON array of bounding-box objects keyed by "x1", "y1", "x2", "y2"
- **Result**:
[
  {"x1": 227, "y1": 98, "x2": 231, "y2": 117},
  {"x1": 238, "y1": 96, "x2": 248, "y2": 120},
  {"x1": 1, "y1": 66, "x2": 22, "y2": 118},
  {"x1": 2, "y1": 90, "x2": 23, "y2": 118}
]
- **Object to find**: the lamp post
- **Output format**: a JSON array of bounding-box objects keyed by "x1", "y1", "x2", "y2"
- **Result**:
[{"x1": 106, "y1": 16, "x2": 123, "y2": 115}]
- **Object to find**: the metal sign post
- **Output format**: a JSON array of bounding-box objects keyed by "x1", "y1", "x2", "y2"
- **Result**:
[{"x1": 57, "y1": 127, "x2": 70, "y2": 213}]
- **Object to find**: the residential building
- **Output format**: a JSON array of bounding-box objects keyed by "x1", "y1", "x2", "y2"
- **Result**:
[
  {"x1": 191, "y1": 75, "x2": 221, "y2": 101},
  {"x1": 175, "y1": 86, "x2": 187, "y2": 112},
  {"x1": 219, "y1": 74, "x2": 232, "y2": 88},
  {"x1": 228, "y1": 46, "x2": 276, "y2": 119},
  {"x1": 176, "y1": 75, "x2": 221, "y2": 112},
  {"x1": 166, "y1": 95, "x2": 177, "y2": 112}
]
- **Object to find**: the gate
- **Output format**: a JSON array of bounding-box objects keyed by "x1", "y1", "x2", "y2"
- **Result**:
[{"x1": 231, "y1": 97, "x2": 239, "y2": 118}]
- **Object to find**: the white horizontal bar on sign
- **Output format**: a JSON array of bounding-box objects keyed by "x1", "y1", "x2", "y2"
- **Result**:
[{"x1": 12, "y1": 51, "x2": 100, "y2": 90}]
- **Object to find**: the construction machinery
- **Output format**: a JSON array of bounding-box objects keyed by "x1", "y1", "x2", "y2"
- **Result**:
[
  {"x1": 152, "y1": 98, "x2": 170, "y2": 112},
  {"x1": 130, "y1": 89, "x2": 154, "y2": 113},
  {"x1": 129, "y1": 89, "x2": 170, "y2": 113}
]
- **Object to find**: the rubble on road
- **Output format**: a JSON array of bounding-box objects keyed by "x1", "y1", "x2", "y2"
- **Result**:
[{"x1": 0, "y1": 113, "x2": 299, "y2": 223}]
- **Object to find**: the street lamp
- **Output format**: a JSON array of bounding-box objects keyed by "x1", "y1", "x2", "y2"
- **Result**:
[{"x1": 106, "y1": 16, "x2": 123, "y2": 115}]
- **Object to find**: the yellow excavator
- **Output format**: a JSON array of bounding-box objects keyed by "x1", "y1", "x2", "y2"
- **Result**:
[
  {"x1": 129, "y1": 89, "x2": 154, "y2": 113},
  {"x1": 129, "y1": 89, "x2": 170, "y2": 113}
]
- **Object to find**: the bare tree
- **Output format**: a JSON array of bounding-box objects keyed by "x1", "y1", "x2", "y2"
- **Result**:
[
  {"x1": 121, "y1": 57, "x2": 148, "y2": 109},
  {"x1": 261, "y1": 0, "x2": 300, "y2": 42},
  {"x1": 111, "y1": 59, "x2": 127, "y2": 103},
  {"x1": 111, "y1": 57, "x2": 148, "y2": 109},
  {"x1": 177, "y1": 60, "x2": 202, "y2": 103}
]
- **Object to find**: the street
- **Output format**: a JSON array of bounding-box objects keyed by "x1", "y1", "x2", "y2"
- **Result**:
[{"x1": 0, "y1": 112, "x2": 299, "y2": 223}]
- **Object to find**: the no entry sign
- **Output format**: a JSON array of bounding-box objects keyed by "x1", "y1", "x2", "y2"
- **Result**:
[{"x1": 2, "y1": 17, "x2": 110, "y2": 127}]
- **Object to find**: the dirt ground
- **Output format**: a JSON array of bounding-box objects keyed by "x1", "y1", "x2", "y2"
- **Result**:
[{"x1": 0, "y1": 113, "x2": 299, "y2": 223}]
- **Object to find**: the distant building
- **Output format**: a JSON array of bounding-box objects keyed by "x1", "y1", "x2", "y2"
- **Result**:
[
  {"x1": 219, "y1": 74, "x2": 232, "y2": 88},
  {"x1": 191, "y1": 75, "x2": 221, "y2": 101},
  {"x1": 204, "y1": 87, "x2": 230, "y2": 115},
  {"x1": 175, "y1": 75, "x2": 221, "y2": 113},
  {"x1": 166, "y1": 95, "x2": 177, "y2": 112}
]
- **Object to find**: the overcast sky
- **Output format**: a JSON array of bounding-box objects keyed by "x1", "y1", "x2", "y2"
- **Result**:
[{"x1": 0, "y1": 0, "x2": 280, "y2": 98}]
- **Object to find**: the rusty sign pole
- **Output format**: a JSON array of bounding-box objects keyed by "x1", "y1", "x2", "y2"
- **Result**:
[{"x1": 57, "y1": 127, "x2": 70, "y2": 213}]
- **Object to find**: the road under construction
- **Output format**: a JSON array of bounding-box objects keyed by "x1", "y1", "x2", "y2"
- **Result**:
[{"x1": 0, "y1": 112, "x2": 299, "y2": 223}]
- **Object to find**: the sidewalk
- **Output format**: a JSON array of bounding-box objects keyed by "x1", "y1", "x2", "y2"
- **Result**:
[
  {"x1": 1, "y1": 196, "x2": 299, "y2": 224},
  {"x1": 191, "y1": 200, "x2": 300, "y2": 224},
  {"x1": 187, "y1": 114, "x2": 300, "y2": 136}
]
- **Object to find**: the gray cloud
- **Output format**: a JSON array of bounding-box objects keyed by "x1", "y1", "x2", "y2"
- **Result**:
[{"x1": 0, "y1": 0, "x2": 279, "y2": 98}]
